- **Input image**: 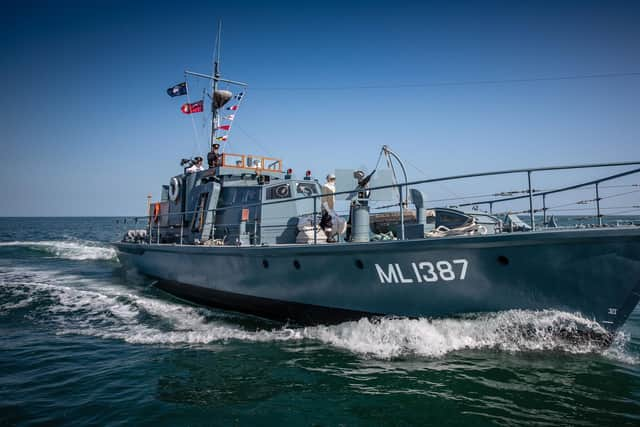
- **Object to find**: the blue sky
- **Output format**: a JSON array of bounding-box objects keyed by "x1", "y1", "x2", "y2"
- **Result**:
[{"x1": 1, "y1": 0, "x2": 639, "y2": 216}]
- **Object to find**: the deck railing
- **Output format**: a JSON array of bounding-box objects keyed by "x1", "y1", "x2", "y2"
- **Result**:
[
  {"x1": 120, "y1": 161, "x2": 640, "y2": 245},
  {"x1": 220, "y1": 153, "x2": 283, "y2": 172}
]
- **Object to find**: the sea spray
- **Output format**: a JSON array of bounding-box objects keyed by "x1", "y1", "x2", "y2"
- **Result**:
[
  {"x1": 0, "y1": 240, "x2": 117, "y2": 261},
  {"x1": 0, "y1": 266, "x2": 633, "y2": 363}
]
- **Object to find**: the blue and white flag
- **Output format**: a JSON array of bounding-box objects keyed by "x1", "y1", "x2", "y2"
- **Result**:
[{"x1": 167, "y1": 82, "x2": 187, "y2": 97}]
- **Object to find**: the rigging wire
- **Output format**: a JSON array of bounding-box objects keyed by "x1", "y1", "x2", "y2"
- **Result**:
[
  {"x1": 559, "y1": 183, "x2": 640, "y2": 190},
  {"x1": 372, "y1": 147, "x2": 384, "y2": 172},
  {"x1": 606, "y1": 208, "x2": 640, "y2": 215},
  {"x1": 599, "y1": 188, "x2": 640, "y2": 201},
  {"x1": 544, "y1": 206, "x2": 640, "y2": 212},
  {"x1": 203, "y1": 86, "x2": 214, "y2": 149},
  {"x1": 515, "y1": 183, "x2": 640, "y2": 195},
  {"x1": 428, "y1": 192, "x2": 512, "y2": 204},
  {"x1": 385, "y1": 151, "x2": 398, "y2": 186},
  {"x1": 250, "y1": 71, "x2": 640, "y2": 91},
  {"x1": 533, "y1": 190, "x2": 638, "y2": 211},
  {"x1": 402, "y1": 157, "x2": 462, "y2": 199},
  {"x1": 234, "y1": 122, "x2": 273, "y2": 156},
  {"x1": 449, "y1": 184, "x2": 640, "y2": 211},
  {"x1": 184, "y1": 77, "x2": 203, "y2": 156},
  {"x1": 600, "y1": 183, "x2": 640, "y2": 189},
  {"x1": 383, "y1": 151, "x2": 404, "y2": 203}
]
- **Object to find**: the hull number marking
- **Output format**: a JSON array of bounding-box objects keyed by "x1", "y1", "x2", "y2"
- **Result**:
[{"x1": 375, "y1": 259, "x2": 468, "y2": 284}]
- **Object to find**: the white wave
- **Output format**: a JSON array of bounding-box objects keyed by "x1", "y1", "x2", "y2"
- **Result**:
[
  {"x1": 0, "y1": 266, "x2": 635, "y2": 362},
  {"x1": 0, "y1": 240, "x2": 117, "y2": 261},
  {"x1": 299, "y1": 312, "x2": 619, "y2": 359},
  {"x1": 59, "y1": 293, "x2": 300, "y2": 345}
]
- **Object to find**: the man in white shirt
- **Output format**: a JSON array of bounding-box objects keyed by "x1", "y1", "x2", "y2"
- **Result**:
[
  {"x1": 186, "y1": 156, "x2": 204, "y2": 173},
  {"x1": 321, "y1": 173, "x2": 336, "y2": 211},
  {"x1": 320, "y1": 173, "x2": 345, "y2": 242}
]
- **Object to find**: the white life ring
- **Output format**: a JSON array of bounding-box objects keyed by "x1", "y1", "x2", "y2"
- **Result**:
[
  {"x1": 169, "y1": 177, "x2": 181, "y2": 202},
  {"x1": 275, "y1": 184, "x2": 290, "y2": 198}
]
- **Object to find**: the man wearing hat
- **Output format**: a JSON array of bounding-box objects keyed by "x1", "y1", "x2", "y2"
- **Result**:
[
  {"x1": 186, "y1": 156, "x2": 204, "y2": 173},
  {"x1": 207, "y1": 143, "x2": 222, "y2": 168},
  {"x1": 320, "y1": 173, "x2": 342, "y2": 243},
  {"x1": 321, "y1": 173, "x2": 336, "y2": 211}
]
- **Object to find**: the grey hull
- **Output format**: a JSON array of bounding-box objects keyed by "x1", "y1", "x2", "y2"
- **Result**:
[{"x1": 115, "y1": 228, "x2": 640, "y2": 330}]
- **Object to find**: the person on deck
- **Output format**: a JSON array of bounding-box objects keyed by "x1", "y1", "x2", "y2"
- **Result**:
[
  {"x1": 320, "y1": 173, "x2": 338, "y2": 242},
  {"x1": 207, "y1": 143, "x2": 222, "y2": 168},
  {"x1": 321, "y1": 173, "x2": 336, "y2": 211},
  {"x1": 186, "y1": 156, "x2": 204, "y2": 173}
]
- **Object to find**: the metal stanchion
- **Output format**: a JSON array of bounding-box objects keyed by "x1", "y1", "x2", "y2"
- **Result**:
[
  {"x1": 180, "y1": 214, "x2": 184, "y2": 245},
  {"x1": 527, "y1": 171, "x2": 535, "y2": 230},
  {"x1": 313, "y1": 196, "x2": 317, "y2": 244}
]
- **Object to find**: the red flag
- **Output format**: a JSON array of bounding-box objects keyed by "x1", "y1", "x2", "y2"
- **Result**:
[
  {"x1": 227, "y1": 105, "x2": 238, "y2": 111},
  {"x1": 216, "y1": 125, "x2": 231, "y2": 131},
  {"x1": 181, "y1": 101, "x2": 204, "y2": 114}
]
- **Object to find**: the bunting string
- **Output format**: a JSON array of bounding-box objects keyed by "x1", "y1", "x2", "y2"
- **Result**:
[
  {"x1": 214, "y1": 89, "x2": 247, "y2": 152},
  {"x1": 167, "y1": 78, "x2": 246, "y2": 156}
]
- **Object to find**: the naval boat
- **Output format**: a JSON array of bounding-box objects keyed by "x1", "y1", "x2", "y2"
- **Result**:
[{"x1": 115, "y1": 33, "x2": 640, "y2": 334}]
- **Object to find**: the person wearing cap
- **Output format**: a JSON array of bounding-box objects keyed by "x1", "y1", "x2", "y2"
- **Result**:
[
  {"x1": 321, "y1": 173, "x2": 336, "y2": 211},
  {"x1": 207, "y1": 143, "x2": 222, "y2": 168},
  {"x1": 320, "y1": 173, "x2": 341, "y2": 242},
  {"x1": 186, "y1": 156, "x2": 204, "y2": 173}
]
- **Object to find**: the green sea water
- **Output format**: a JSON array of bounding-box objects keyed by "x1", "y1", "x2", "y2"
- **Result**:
[{"x1": 1, "y1": 217, "x2": 639, "y2": 426}]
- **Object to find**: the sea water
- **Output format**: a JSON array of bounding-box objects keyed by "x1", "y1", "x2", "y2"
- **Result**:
[{"x1": 1, "y1": 217, "x2": 639, "y2": 426}]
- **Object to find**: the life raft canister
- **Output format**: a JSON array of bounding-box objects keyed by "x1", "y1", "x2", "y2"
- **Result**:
[
  {"x1": 169, "y1": 177, "x2": 181, "y2": 202},
  {"x1": 153, "y1": 203, "x2": 161, "y2": 223}
]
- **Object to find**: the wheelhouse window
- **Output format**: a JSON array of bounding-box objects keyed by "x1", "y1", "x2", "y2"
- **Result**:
[{"x1": 220, "y1": 187, "x2": 261, "y2": 207}]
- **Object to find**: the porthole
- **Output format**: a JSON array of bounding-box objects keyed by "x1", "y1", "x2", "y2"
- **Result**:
[
  {"x1": 497, "y1": 255, "x2": 509, "y2": 266},
  {"x1": 355, "y1": 259, "x2": 364, "y2": 269},
  {"x1": 293, "y1": 260, "x2": 301, "y2": 270},
  {"x1": 262, "y1": 259, "x2": 269, "y2": 269}
]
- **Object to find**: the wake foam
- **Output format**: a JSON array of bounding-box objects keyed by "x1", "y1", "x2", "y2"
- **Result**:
[
  {"x1": 0, "y1": 266, "x2": 635, "y2": 363},
  {"x1": 0, "y1": 240, "x2": 117, "y2": 261},
  {"x1": 300, "y1": 313, "x2": 616, "y2": 358}
]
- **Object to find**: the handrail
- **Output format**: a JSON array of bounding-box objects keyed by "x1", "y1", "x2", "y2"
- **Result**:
[
  {"x1": 143, "y1": 160, "x2": 640, "y2": 215},
  {"x1": 326, "y1": 160, "x2": 640, "y2": 200},
  {"x1": 221, "y1": 153, "x2": 283, "y2": 172},
  {"x1": 458, "y1": 167, "x2": 640, "y2": 207},
  {"x1": 127, "y1": 160, "x2": 640, "y2": 243}
]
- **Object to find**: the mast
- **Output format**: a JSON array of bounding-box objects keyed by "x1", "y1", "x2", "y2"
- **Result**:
[
  {"x1": 210, "y1": 20, "x2": 222, "y2": 151},
  {"x1": 184, "y1": 20, "x2": 248, "y2": 152}
]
